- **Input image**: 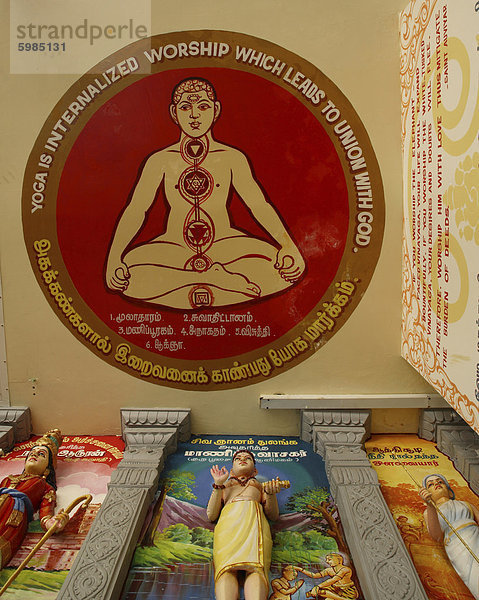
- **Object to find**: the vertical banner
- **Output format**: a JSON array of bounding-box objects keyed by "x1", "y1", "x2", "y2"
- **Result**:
[
  {"x1": 122, "y1": 435, "x2": 362, "y2": 599},
  {"x1": 367, "y1": 434, "x2": 479, "y2": 600},
  {"x1": 401, "y1": 1, "x2": 479, "y2": 430},
  {"x1": 0, "y1": 435, "x2": 124, "y2": 597}
]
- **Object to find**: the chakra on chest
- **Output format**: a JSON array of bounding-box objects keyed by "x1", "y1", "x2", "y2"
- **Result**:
[{"x1": 177, "y1": 136, "x2": 216, "y2": 276}]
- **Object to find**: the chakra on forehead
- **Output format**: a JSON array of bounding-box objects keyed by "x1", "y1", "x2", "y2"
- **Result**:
[{"x1": 187, "y1": 94, "x2": 200, "y2": 102}]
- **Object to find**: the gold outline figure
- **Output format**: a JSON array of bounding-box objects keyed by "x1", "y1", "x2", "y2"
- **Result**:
[
  {"x1": 297, "y1": 554, "x2": 359, "y2": 600},
  {"x1": 105, "y1": 78, "x2": 305, "y2": 309},
  {"x1": 269, "y1": 565, "x2": 304, "y2": 599}
]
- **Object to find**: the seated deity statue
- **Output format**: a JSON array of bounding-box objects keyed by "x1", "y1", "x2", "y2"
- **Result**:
[{"x1": 105, "y1": 77, "x2": 306, "y2": 309}]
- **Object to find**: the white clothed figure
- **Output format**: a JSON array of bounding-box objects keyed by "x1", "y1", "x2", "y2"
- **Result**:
[
  {"x1": 437, "y1": 499, "x2": 479, "y2": 600},
  {"x1": 420, "y1": 474, "x2": 479, "y2": 600}
]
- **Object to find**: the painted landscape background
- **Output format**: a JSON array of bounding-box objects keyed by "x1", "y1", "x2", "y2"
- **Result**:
[
  {"x1": 122, "y1": 435, "x2": 361, "y2": 600},
  {"x1": 367, "y1": 434, "x2": 477, "y2": 600},
  {"x1": 0, "y1": 435, "x2": 124, "y2": 599}
]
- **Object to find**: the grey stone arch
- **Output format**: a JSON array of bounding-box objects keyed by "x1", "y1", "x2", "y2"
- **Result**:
[
  {"x1": 301, "y1": 410, "x2": 428, "y2": 600},
  {"x1": 419, "y1": 407, "x2": 479, "y2": 495},
  {"x1": 56, "y1": 409, "x2": 191, "y2": 600},
  {"x1": 53, "y1": 407, "x2": 463, "y2": 600}
]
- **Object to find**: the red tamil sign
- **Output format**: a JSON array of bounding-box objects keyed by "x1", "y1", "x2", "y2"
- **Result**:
[{"x1": 23, "y1": 31, "x2": 384, "y2": 389}]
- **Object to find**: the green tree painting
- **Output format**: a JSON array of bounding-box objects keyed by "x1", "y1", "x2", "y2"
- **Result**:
[
  {"x1": 285, "y1": 487, "x2": 347, "y2": 553},
  {"x1": 140, "y1": 470, "x2": 197, "y2": 546}
]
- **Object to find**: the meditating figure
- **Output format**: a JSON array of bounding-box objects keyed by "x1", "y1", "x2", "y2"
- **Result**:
[
  {"x1": 106, "y1": 77, "x2": 305, "y2": 309},
  {"x1": 0, "y1": 429, "x2": 68, "y2": 568},
  {"x1": 207, "y1": 450, "x2": 286, "y2": 600}
]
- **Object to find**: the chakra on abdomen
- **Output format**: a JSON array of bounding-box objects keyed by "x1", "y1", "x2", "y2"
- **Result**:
[
  {"x1": 186, "y1": 219, "x2": 213, "y2": 248},
  {"x1": 177, "y1": 136, "x2": 215, "y2": 277}
]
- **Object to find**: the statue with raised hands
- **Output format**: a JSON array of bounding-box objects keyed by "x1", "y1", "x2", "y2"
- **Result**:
[
  {"x1": 207, "y1": 449, "x2": 289, "y2": 600},
  {"x1": 0, "y1": 429, "x2": 69, "y2": 568}
]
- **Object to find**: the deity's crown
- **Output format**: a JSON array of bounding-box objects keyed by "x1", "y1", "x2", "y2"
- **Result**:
[{"x1": 33, "y1": 428, "x2": 63, "y2": 467}]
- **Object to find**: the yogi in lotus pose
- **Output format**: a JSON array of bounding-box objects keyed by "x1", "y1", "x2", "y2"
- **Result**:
[
  {"x1": 106, "y1": 77, "x2": 305, "y2": 309},
  {"x1": 207, "y1": 450, "x2": 285, "y2": 600}
]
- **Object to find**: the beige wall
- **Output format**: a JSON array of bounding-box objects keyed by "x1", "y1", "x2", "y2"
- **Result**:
[{"x1": 0, "y1": 0, "x2": 434, "y2": 436}]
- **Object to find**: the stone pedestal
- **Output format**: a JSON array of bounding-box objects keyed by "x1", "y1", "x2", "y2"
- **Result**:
[
  {"x1": 0, "y1": 407, "x2": 31, "y2": 453},
  {"x1": 57, "y1": 409, "x2": 190, "y2": 600},
  {"x1": 301, "y1": 410, "x2": 428, "y2": 600}
]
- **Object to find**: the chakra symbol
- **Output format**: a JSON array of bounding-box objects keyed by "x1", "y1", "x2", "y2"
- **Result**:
[
  {"x1": 191, "y1": 256, "x2": 211, "y2": 272},
  {"x1": 180, "y1": 136, "x2": 208, "y2": 165},
  {"x1": 185, "y1": 139, "x2": 205, "y2": 159},
  {"x1": 189, "y1": 286, "x2": 213, "y2": 308},
  {"x1": 186, "y1": 220, "x2": 212, "y2": 248},
  {"x1": 178, "y1": 165, "x2": 213, "y2": 204},
  {"x1": 184, "y1": 171, "x2": 209, "y2": 196}
]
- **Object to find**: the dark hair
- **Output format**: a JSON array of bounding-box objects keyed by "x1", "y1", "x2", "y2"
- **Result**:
[
  {"x1": 233, "y1": 449, "x2": 256, "y2": 464},
  {"x1": 25, "y1": 446, "x2": 57, "y2": 490},
  {"x1": 171, "y1": 77, "x2": 217, "y2": 105}
]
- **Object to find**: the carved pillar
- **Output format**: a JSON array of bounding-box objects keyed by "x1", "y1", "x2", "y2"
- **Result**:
[
  {"x1": 301, "y1": 410, "x2": 428, "y2": 600},
  {"x1": 419, "y1": 408, "x2": 479, "y2": 494},
  {"x1": 57, "y1": 409, "x2": 190, "y2": 600},
  {"x1": 0, "y1": 407, "x2": 31, "y2": 454}
]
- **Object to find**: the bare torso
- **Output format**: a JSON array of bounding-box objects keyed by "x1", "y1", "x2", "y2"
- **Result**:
[
  {"x1": 106, "y1": 133, "x2": 305, "y2": 307},
  {"x1": 324, "y1": 566, "x2": 354, "y2": 586},
  {"x1": 156, "y1": 141, "x2": 246, "y2": 243},
  {"x1": 222, "y1": 479, "x2": 264, "y2": 506}
]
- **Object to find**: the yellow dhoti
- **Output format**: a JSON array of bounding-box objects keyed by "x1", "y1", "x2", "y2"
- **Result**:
[{"x1": 213, "y1": 499, "x2": 272, "y2": 586}]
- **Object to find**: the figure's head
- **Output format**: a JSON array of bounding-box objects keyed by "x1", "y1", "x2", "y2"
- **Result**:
[
  {"x1": 23, "y1": 429, "x2": 62, "y2": 490},
  {"x1": 24, "y1": 445, "x2": 50, "y2": 476},
  {"x1": 231, "y1": 449, "x2": 257, "y2": 478},
  {"x1": 24, "y1": 445, "x2": 57, "y2": 489},
  {"x1": 282, "y1": 565, "x2": 297, "y2": 580},
  {"x1": 422, "y1": 474, "x2": 455, "y2": 502},
  {"x1": 326, "y1": 553, "x2": 344, "y2": 567},
  {"x1": 170, "y1": 78, "x2": 221, "y2": 138}
]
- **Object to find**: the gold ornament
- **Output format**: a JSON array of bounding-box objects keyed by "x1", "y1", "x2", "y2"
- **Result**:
[{"x1": 31, "y1": 429, "x2": 62, "y2": 467}]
